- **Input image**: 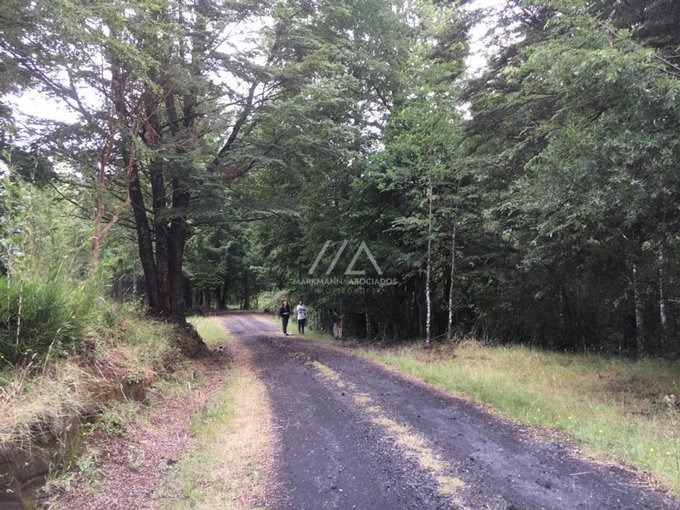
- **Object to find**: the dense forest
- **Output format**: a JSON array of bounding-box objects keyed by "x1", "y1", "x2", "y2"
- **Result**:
[{"x1": 2, "y1": 0, "x2": 680, "y2": 359}]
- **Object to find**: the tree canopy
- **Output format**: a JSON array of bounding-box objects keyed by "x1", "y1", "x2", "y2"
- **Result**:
[{"x1": 2, "y1": 0, "x2": 680, "y2": 355}]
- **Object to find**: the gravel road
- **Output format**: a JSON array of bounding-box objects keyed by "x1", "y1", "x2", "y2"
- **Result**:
[{"x1": 221, "y1": 313, "x2": 680, "y2": 510}]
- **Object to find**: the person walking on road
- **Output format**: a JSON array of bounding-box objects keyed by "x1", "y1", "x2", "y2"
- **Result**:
[
  {"x1": 296, "y1": 300, "x2": 307, "y2": 335},
  {"x1": 279, "y1": 299, "x2": 291, "y2": 336}
]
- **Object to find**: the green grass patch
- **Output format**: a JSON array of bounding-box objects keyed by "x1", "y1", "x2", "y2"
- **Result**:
[
  {"x1": 155, "y1": 318, "x2": 270, "y2": 509},
  {"x1": 297, "y1": 327, "x2": 334, "y2": 344},
  {"x1": 302, "y1": 329, "x2": 680, "y2": 496},
  {"x1": 187, "y1": 317, "x2": 229, "y2": 347},
  {"x1": 154, "y1": 358, "x2": 270, "y2": 509},
  {"x1": 156, "y1": 377, "x2": 239, "y2": 508}
]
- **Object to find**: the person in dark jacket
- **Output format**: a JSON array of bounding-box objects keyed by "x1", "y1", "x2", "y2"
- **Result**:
[{"x1": 279, "y1": 299, "x2": 291, "y2": 336}]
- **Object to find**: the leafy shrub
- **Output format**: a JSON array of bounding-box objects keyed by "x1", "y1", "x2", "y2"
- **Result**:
[
  {"x1": 257, "y1": 289, "x2": 290, "y2": 314},
  {"x1": 0, "y1": 276, "x2": 95, "y2": 364},
  {"x1": 93, "y1": 408, "x2": 125, "y2": 436}
]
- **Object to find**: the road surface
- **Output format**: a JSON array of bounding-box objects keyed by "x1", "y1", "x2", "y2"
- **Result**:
[{"x1": 221, "y1": 313, "x2": 680, "y2": 510}]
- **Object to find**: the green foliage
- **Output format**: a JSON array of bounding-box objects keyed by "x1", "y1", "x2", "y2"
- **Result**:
[
  {"x1": 93, "y1": 408, "x2": 125, "y2": 436},
  {"x1": 257, "y1": 289, "x2": 290, "y2": 314},
  {"x1": 76, "y1": 448, "x2": 103, "y2": 489},
  {"x1": 454, "y1": 1, "x2": 680, "y2": 351},
  {"x1": 0, "y1": 179, "x2": 24, "y2": 273},
  {"x1": 0, "y1": 180, "x2": 97, "y2": 365},
  {"x1": 0, "y1": 276, "x2": 94, "y2": 365},
  {"x1": 4, "y1": 0, "x2": 680, "y2": 355}
]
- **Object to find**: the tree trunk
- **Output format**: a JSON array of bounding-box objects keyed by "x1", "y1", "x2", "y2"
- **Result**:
[
  {"x1": 446, "y1": 225, "x2": 456, "y2": 341},
  {"x1": 167, "y1": 194, "x2": 188, "y2": 320},
  {"x1": 242, "y1": 270, "x2": 250, "y2": 310},
  {"x1": 425, "y1": 171, "x2": 433, "y2": 345},
  {"x1": 414, "y1": 285, "x2": 423, "y2": 339},
  {"x1": 658, "y1": 245, "x2": 668, "y2": 333},
  {"x1": 219, "y1": 275, "x2": 228, "y2": 309},
  {"x1": 632, "y1": 262, "x2": 645, "y2": 355},
  {"x1": 365, "y1": 311, "x2": 373, "y2": 341},
  {"x1": 214, "y1": 287, "x2": 222, "y2": 310},
  {"x1": 558, "y1": 285, "x2": 568, "y2": 342},
  {"x1": 150, "y1": 161, "x2": 171, "y2": 313},
  {"x1": 129, "y1": 165, "x2": 160, "y2": 312}
]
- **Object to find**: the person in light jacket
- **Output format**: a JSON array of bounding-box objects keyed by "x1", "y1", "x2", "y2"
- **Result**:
[{"x1": 296, "y1": 300, "x2": 307, "y2": 335}]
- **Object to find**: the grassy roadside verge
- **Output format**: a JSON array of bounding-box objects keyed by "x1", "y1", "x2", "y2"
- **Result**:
[
  {"x1": 155, "y1": 317, "x2": 273, "y2": 510},
  {"x1": 0, "y1": 303, "x2": 181, "y2": 505},
  {"x1": 188, "y1": 316, "x2": 230, "y2": 347},
  {"x1": 296, "y1": 322, "x2": 680, "y2": 497},
  {"x1": 0, "y1": 305, "x2": 178, "y2": 445}
]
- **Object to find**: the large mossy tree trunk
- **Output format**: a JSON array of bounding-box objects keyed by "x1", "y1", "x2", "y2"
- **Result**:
[{"x1": 128, "y1": 169, "x2": 190, "y2": 321}]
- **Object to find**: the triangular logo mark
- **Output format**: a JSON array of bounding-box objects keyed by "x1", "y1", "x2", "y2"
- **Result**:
[{"x1": 345, "y1": 241, "x2": 383, "y2": 276}]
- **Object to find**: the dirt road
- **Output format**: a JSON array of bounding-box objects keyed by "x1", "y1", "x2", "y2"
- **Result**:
[{"x1": 221, "y1": 313, "x2": 680, "y2": 510}]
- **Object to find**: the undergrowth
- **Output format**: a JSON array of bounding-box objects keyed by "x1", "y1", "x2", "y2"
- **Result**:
[{"x1": 0, "y1": 276, "x2": 95, "y2": 364}]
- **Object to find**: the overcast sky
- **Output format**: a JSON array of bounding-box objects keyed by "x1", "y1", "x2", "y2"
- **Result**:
[{"x1": 466, "y1": 0, "x2": 505, "y2": 75}]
